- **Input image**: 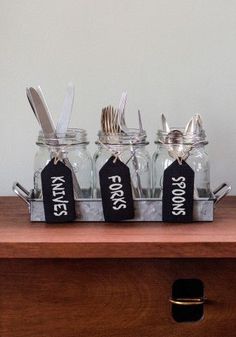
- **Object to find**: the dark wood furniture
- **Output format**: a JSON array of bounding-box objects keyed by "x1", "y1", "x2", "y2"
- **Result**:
[{"x1": 0, "y1": 196, "x2": 236, "y2": 336}]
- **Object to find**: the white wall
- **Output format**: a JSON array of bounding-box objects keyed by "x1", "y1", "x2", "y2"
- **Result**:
[{"x1": 0, "y1": 0, "x2": 235, "y2": 195}]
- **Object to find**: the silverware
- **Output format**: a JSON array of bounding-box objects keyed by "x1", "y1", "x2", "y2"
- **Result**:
[
  {"x1": 28, "y1": 87, "x2": 82, "y2": 199},
  {"x1": 29, "y1": 88, "x2": 56, "y2": 136},
  {"x1": 161, "y1": 113, "x2": 170, "y2": 133},
  {"x1": 100, "y1": 93, "x2": 145, "y2": 198},
  {"x1": 118, "y1": 91, "x2": 128, "y2": 129},
  {"x1": 56, "y1": 82, "x2": 75, "y2": 136},
  {"x1": 101, "y1": 105, "x2": 120, "y2": 134},
  {"x1": 185, "y1": 114, "x2": 203, "y2": 135},
  {"x1": 26, "y1": 88, "x2": 39, "y2": 122},
  {"x1": 138, "y1": 110, "x2": 144, "y2": 133},
  {"x1": 117, "y1": 93, "x2": 143, "y2": 198},
  {"x1": 161, "y1": 113, "x2": 194, "y2": 161},
  {"x1": 36, "y1": 86, "x2": 56, "y2": 130},
  {"x1": 160, "y1": 113, "x2": 206, "y2": 198}
]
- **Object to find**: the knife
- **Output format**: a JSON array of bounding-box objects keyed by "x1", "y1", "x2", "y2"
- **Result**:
[
  {"x1": 29, "y1": 88, "x2": 55, "y2": 136},
  {"x1": 26, "y1": 88, "x2": 39, "y2": 122},
  {"x1": 29, "y1": 87, "x2": 81, "y2": 199},
  {"x1": 56, "y1": 82, "x2": 75, "y2": 135},
  {"x1": 37, "y1": 86, "x2": 56, "y2": 131}
]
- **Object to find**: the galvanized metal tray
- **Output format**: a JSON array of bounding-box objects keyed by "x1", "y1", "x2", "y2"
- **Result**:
[{"x1": 13, "y1": 182, "x2": 231, "y2": 222}]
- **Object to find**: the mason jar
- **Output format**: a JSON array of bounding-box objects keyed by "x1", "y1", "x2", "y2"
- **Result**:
[
  {"x1": 93, "y1": 129, "x2": 152, "y2": 198},
  {"x1": 34, "y1": 128, "x2": 93, "y2": 199},
  {"x1": 152, "y1": 128, "x2": 210, "y2": 198}
]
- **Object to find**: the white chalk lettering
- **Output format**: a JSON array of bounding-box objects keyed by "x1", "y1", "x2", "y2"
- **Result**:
[
  {"x1": 52, "y1": 190, "x2": 66, "y2": 197},
  {"x1": 109, "y1": 183, "x2": 123, "y2": 191},
  {"x1": 113, "y1": 204, "x2": 126, "y2": 210},
  {"x1": 52, "y1": 195, "x2": 69, "y2": 203},
  {"x1": 108, "y1": 175, "x2": 127, "y2": 210},
  {"x1": 172, "y1": 189, "x2": 185, "y2": 196},
  {"x1": 108, "y1": 175, "x2": 121, "y2": 183},
  {"x1": 51, "y1": 176, "x2": 65, "y2": 184},
  {"x1": 51, "y1": 176, "x2": 68, "y2": 216},
  {"x1": 171, "y1": 176, "x2": 186, "y2": 216},
  {"x1": 54, "y1": 210, "x2": 67, "y2": 216}
]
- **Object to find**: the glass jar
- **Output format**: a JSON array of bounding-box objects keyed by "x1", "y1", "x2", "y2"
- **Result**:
[
  {"x1": 152, "y1": 128, "x2": 210, "y2": 198},
  {"x1": 93, "y1": 129, "x2": 152, "y2": 198},
  {"x1": 34, "y1": 128, "x2": 93, "y2": 199}
]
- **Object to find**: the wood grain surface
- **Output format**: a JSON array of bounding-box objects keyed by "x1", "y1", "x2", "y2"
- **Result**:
[
  {"x1": 0, "y1": 196, "x2": 236, "y2": 258},
  {"x1": 0, "y1": 258, "x2": 235, "y2": 337}
]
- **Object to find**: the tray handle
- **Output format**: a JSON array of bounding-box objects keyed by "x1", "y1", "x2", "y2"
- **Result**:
[
  {"x1": 12, "y1": 182, "x2": 30, "y2": 206},
  {"x1": 213, "y1": 182, "x2": 231, "y2": 205}
]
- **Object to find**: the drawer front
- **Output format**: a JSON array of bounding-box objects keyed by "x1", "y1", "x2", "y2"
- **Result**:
[{"x1": 0, "y1": 259, "x2": 235, "y2": 337}]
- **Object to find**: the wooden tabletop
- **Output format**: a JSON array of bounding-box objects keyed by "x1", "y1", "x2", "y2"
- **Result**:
[{"x1": 0, "y1": 196, "x2": 235, "y2": 258}]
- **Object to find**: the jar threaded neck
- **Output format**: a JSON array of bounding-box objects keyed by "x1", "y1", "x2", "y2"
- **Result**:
[{"x1": 36, "y1": 128, "x2": 89, "y2": 146}]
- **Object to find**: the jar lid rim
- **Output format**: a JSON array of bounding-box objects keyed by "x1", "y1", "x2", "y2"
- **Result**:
[
  {"x1": 155, "y1": 127, "x2": 208, "y2": 145},
  {"x1": 97, "y1": 129, "x2": 148, "y2": 145},
  {"x1": 36, "y1": 128, "x2": 89, "y2": 145}
]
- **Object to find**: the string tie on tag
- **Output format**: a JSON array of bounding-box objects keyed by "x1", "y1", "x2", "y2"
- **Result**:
[
  {"x1": 97, "y1": 140, "x2": 122, "y2": 163},
  {"x1": 112, "y1": 152, "x2": 121, "y2": 163},
  {"x1": 97, "y1": 136, "x2": 141, "y2": 166},
  {"x1": 53, "y1": 149, "x2": 64, "y2": 165}
]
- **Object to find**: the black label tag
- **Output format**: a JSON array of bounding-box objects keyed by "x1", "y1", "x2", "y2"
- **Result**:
[
  {"x1": 41, "y1": 159, "x2": 76, "y2": 223},
  {"x1": 99, "y1": 156, "x2": 134, "y2": 222},
  {"x1": 162, "y1": 159, "x2": 194, "y2": 223}
]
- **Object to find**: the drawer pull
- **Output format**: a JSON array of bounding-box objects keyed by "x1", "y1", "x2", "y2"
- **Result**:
[
  {"x1": 169, "y1": 297, "x2": 206, "y2": 306},
  {"x1": 171, "y1": 279, "x2": 205, "y2": 322}
]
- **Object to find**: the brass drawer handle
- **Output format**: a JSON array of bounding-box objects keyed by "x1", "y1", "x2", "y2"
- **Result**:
[{"x1": 169, "y1": 297, "x2": 206, "y2": 306}]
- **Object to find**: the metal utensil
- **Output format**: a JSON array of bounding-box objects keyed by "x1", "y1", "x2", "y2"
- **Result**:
[
  {"x1": 26, "y1": 88, "x2": 39, "y2": 122},
  {"x1": 118, "y1": 91, "x2": 128, "y2": 128},
  {"x1": 36, "y1": 86, "x2": 56, "y2": 131},
  {"x1": 101, "y1": 105, "x2": 120, "y2": 134},
  {"x1": 28, "y1": 87, "x2": 81, "y2": 199},
  {"x1": 117, "y1": 93, "x2": 143, "y2": 198},
  {"x1": 161, "y1": 113, "x2": 170, "y2": 133},
  {"x1": 184, "y1": 114, "x2": 203, "y2": 135},
  {"x1": 56, "y1": 82, "x2": 75, "y2": 136},
  {"x1": 29, "y1": 88, "x2": 56, "y2": 136},
  {"x1": 161, "y1": 114, "x2": 202, "y2": 198},
  {"x1": 138, "y1": 110, "x2": 144, "y2": 133}
]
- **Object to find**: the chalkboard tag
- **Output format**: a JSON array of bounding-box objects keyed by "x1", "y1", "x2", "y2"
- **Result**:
[
  {"x1": 99, "y1": 156, "x2": 134, "y2": 222},
  {"x1": 162, "y1": 159, "x2": 194, "y2": 223},
  {"x1": 41, "y1": 159, "x2": 76, "y2": 223}
]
